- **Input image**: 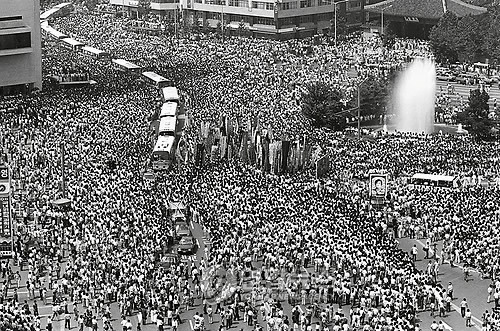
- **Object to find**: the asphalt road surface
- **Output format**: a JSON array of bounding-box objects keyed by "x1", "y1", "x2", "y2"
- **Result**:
[{"x1": 4, "y1": 218, "x2": 496, "y2": 331}]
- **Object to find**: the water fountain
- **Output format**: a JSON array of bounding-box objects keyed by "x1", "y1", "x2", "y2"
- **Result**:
[{"x1": 393, "y1": 58, "x2": 436, "y2": 133}]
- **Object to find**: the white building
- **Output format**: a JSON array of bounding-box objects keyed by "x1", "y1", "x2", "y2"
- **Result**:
[
  {"x1": 110, "y1": 0, "x2": 364, "y2": 39},
  {"x1": 0, "y1": 0, "x2": 42, "y2": 94}
]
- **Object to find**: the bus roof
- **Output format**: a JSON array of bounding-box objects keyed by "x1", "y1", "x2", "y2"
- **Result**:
[
  {"x1": 112, "y1": 58, "x2": 142, "y2": 70},
  {"x1": 54, "y1": 2, "x2": 73, "y2": 9},
  {"x1": 143, "y1": 71, "x2": 169, "y2": 83},
  {"x1": 40, "y1": 8, "x2": 58, "y2": 19},
  {"x1": 42, "y1": 25, "x2": 68, "y2": 39},
  {"x1": 61, "y1": 38, "x2": 85, "y2": 47},
  {"x1": 82, "y1": 46, "x2": 109, "y2": 56},
  {"x1": 159, "y1": 117, "x2": 176, "y2": 134},
  {"x1": 161, "y1": 87, "x2": 180, "y2": 102},
  {"x1": 411, "y1": 173, "x2": 456, "y2": 182},
  {"x1": 160, "y1": 102, "x2": 177, "y2": 117},
  {"x1": 153, "y1": 135, "x2": 175, "y2": 153}
]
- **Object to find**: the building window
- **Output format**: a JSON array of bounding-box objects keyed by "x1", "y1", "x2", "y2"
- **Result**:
[
  {"x1": 316, "y1": 12, "x2": 331, "y2": 20},
  {"x1": 349, "y1": 1, "x2": 361, "y2": 8},
  {"x1": 300, "y1": 0, "x2": 314, "y2": 8},
  {"x1": 252, "y1": 1, "x2": 273, "y2": 9},
  {"x1": 206, "y1": 12, "x2": 219, "y2": 19},
  {"x1": 255, "y1": 17, "x2": 274, "y2": 25},
  {"x1": 281, "y1": 1, "x2": 297, "y2": 9},
  {"x1": 229, "y1": 0, "x2": 249, "y2": 6},
  {"x1": 151, "y1": 0, "x2": 178, "y2": 3},
  {"x1": 318, "y1": 0, "x2": 331, "y2": 5},
  {"x1": 298, "y1": 15, "x2": 313, "y2": 23},
  {"x1": 229, "y1": 14, "x2": 251, "y2": 22},
  {"x1": 0, "y1": 33, "x2": 31, "y2": 51},
  {"x1": 279, "y1": 17, "x2": 295, "y2": 25}
]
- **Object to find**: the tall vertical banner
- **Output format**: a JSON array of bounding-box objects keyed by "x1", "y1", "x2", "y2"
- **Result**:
[
  {"x1": 315, "y1": 155, "x2": 330, "y2": 178},
  {"x1": 0, "y1": 166, "x2": 12, "y2": 258}
]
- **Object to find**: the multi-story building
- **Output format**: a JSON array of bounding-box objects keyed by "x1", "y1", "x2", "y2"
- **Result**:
[
  {"x1": 0, "y1": 0, "x2": 42, "y2": 95},
  {"x1": 110, "y1": 0, "x2": 365, "y2": 39}
]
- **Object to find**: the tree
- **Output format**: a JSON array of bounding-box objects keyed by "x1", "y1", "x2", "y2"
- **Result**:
[
  {"x1": 238, "y1": 20, "x2": 246, "y2": 37},
  {"x1": 137, "y1": 0, "x2": 151, "y2": 19},
  {"x1": 191, "y1": 12, "x2": 201, "y2": 34},
  {"x1": 216, "y1": 21, "x2": 223, "y2": 35},
  {"x1": 456, "y1": 15, "x2": 484, "y2": 63},
  {"x1": 301, "y1": 82, "x2": 347, "y2": 131},
  {"x1": 429, "y1": 11, "x2": 459, "y2": 64},
  {"x1": 84, "y1": 0, "x2": 98, "y2": 12},
  {"x1": 484, "y1": 7, "x2": 500, "y2": 64},
  {"x1": 457, "y1": 88, "x2": 492, "y2": 139},
  {"x1": 202, "y1": 19, "x2": 210, "y2": 33},
  {"x1": 329, "y1": 15, "x2": 348, "y2": 41},
  {"x1": 359, "y1": 75, "x2": 391, "y2": 118}
]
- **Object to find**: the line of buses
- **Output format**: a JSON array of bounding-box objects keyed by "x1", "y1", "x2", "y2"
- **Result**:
[
  {"x1": 153, "y1": 85, "x2": 182, "y2": 170},
  {"x1": 41, "y1": 5, "x2": 184, "y2": 171}
]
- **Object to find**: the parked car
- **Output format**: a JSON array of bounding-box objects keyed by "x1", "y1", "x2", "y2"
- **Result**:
[
  {"x1": 178, "y1": 236, "x2": 197, "y2": 254},
  {"x1": 436, "y1": 70, "x2": 455, "y2": 81},
  {"x1": 456, "y1": 73, "x2": 477, "y2": 85}
]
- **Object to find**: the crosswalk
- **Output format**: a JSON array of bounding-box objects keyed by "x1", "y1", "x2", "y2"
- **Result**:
[{"x1": 435, "y1": 80, "x2": 500, "y2": 109}]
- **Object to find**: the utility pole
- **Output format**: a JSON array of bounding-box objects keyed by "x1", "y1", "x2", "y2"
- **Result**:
[
  {"x1": 222, "y1": 2, "x2": 225, "y2": 43},
  {"x1": 60, "y1": 141, "x2": 66, "y2": 198},
  {"x1": 357, "y1": 86, "x2": 361, "y2": 140}
]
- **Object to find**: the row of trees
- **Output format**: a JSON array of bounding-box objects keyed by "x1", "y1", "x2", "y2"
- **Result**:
[
  {"x1": 301, "y1": 81, "x2": 494, "y2": 139},
  {"x1": 301, "y1": 76, "x2": 392, "y2": 131},
  {"x1": 429, "y1": 7, "x2": 500, "y2": 64}
]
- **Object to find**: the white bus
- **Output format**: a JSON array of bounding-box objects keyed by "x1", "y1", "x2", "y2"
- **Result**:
[
  {"x1": 82, "y1": 46, "x2": 110, "y2": 60},
  {"x1": 158, "y1": 117, "x2": 177, "y2": 136},
  {"x1": 410, "y1": 173, "x2": 459, "y2": 188},
  {"x1": 152, "y1": 135, "x2": 176, "y2": 170},
  {"x1": 161, "y1": 86, "x2": 180, "y2": 103},
  {"x1": 112, "y1": 58, "x2": 142, "y2": 73},
  {"x1": 142, "y1": 71, "x2": 172, "y2": 89},
  {"x1": 41, "y1": 24, "x2": 68, "y2": 40},
  {"x1": 61, "y1": 38, "x2": 85, "y2": 51},
  {"x1": 160, "y1": 102, "x2": 178, "y2": 118}
]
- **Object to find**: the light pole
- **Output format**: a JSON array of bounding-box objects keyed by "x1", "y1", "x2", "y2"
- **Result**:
[
  {"x1": 333, "y1": 0, "x2": 349, "y2": 47},
  {"x1": 381, "y1": 4, "x2": 392, "y2": 36},
  {"x1": 357, "y1": 77, "x2": 369, "y2": 140},
  {"x1": 221, "y1": 1, "x2": 225, "y2": 42}
]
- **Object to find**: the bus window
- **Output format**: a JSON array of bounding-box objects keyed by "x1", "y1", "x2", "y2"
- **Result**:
[
  {"x1": 142, "y1": 71, "x2": 172, "y2": 89},
  {"x1": 161, "y1": 87, "x2": 180, "y2": 103},
  {"x1": 158, "y1": 117, "x2": 177, "y2": 136},
  {"x1": 160, "y1": 102, "x2": 178, "y2": 118},
  {"x1": 152, "y1": 135, "x2": 175, "y2": 170}
]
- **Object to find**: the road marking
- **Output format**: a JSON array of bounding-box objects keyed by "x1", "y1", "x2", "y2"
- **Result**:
[
  {"x1": 196, "y1": 238, "x2": 200, "y2": 248},
  {"x1": 414, "y1": 239, "x2": 478, "y2": 273},
  {"x1": 191, "y1": 221, "x2": 194, "y2": 230},
  {"x1": 189, "y1": 319, "x2": 194, "y2": 330},
  {"x1": 7, "y1": 290, "x2": 29, "y2": 294},
  {"x1": 442, "y1": 320, "x2": 453, "y2": 330},
  {"x1": 450, "y1": 302, "x2": 482, "y2": 331}
]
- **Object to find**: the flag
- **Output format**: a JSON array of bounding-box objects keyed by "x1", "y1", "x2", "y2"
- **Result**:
[
  {"x1": 239, "y1": 131, "x2": 248, "y2": 163},
  {"x1": 219, "y1": 136, "x2": 227, "y2": 159},
  {"x1": 282, "y1": 141, "x2": 290, "y2": 173},
  {"x1": 220, "y1": 115, "x2": 227, "y2": 136}
]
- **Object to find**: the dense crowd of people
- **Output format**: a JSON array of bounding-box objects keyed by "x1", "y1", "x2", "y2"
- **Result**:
[{"x1": 1, "y1": 3, "x2": 500, "y2": 331}]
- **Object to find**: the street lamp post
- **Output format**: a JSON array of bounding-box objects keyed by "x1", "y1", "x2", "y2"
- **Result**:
[
  {"x1": 357, "y1": 77, "x2": 369, "y2": 140},
  {"x1": 381, "y1": 4, "x2": 392, "y2": 36},
  {"x1": 333, "y1": 0, "x2": 349, "y2": 47}
]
